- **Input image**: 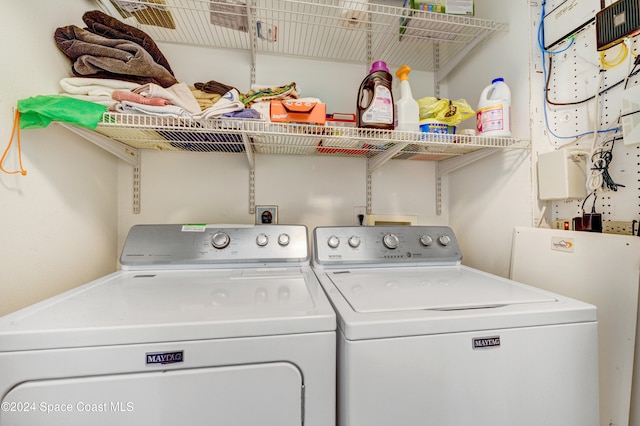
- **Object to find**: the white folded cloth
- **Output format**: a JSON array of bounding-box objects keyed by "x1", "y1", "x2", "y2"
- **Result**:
[
  {"x1": 132, "y1": 82, "x2": 201, "y2": 114},
  {"x1": 114, "y1": 101, "x2": 192, "y2": 118},
  {"x1": 113, "y1": 89, "x2": 245, "y2": 120},
  {"x1": 59, "y1": 77, "x2": 141, "y2": 107},
  {"x1": 60, "y1": 77, "x2": 140, "y2": 97},
  {"x1": 250, "y1": 101, "x2": 271, "y2": 120},
  {"x1": 194, "y1": 89, "x2": 245, "y2": 119}
]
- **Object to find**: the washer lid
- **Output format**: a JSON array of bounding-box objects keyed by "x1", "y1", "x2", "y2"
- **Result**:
[
  {"x1": 0, "y1": 267, "x2": 335, "y2": 352},
  {"x1": 319, "y1": 265, "x2": 597, "y2": 340},
  {"x1": 329, "y1": 266, "x2": 556, "y2": 312}
]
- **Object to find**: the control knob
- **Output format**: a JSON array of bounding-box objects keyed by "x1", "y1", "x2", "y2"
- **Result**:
[
  {"x1": 256, "y1": 233, "x2": 269, "y2": 246},
  {"x1": 211, "y1": 231, "x2": 231, "y2": 249},
  {"x1": 438, "y1": 234, "x2": 451, "y2": 246},
  {"x1": 419, "y1": 235, "x2": 433, "y2": 247},
  {"x1": 278, "y1": 233, "x2": 290, "y2": 246},
  {"x1": 383, "y1": 233, "x2": 399, "y2": 249},
  {"x1": 327, "y1": 235, "x2": 340, "y2": 248},
  {"x1": 348, "y1": 236, "x2": 361, "y2": 248}
]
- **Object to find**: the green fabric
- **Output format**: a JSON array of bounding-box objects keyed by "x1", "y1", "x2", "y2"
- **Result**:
[{"x1": 17, "y1": 95, "x2": 107, "y2": 130}]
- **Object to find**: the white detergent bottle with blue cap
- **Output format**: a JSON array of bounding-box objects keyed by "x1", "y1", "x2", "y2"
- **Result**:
[
  {"x1": 394, "y1": 65, "x2": 420, "y2": 132},
  {"x1": 476, "y1": 77, "x2": 511, "y2": 137}
]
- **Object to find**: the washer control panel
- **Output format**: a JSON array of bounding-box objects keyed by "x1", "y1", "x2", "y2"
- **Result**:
[
  {"x1": 313, "y1": 226, "x2": 462, "y2": 267},
  {"x1": 120, "y1": 224, "x2": 309, "y2": 268}
]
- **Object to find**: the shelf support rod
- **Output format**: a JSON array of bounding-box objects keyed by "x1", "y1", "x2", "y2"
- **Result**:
[
  {"x1": 366, "y1": 172, "x2": 372, "y2": 215},
  {"x1": 243, "y1": 0, "x2": 257, "y2": 214},
  {"x1": 57, "y1": 123, "x2": 142, "y2": 213},
  {"x1": 435, "y1": 148, "x2": 501, "y2": 215},
  {"x1": 58, "y1": 123, "x2": 139, "y2": 166},
  {"x1": 434, "y1": 42, "x2": 441, "y2": 98},
  {"x1": 247, "y1": 0, "x2": 258, "y2": 87},
  {"x1": 367, "y1": 141, "x2": 410, "y2": 173},
  {"x1": 242, "y1": 133, "x2": 256, "y2": 214},
  {"x1": 437, "y1": 147, "x2": 500, "y2": 176},
  {"x1": 132, "y1": 161, "x2": 141, "y2": 214},
  {"x1": 366, "y1": 139, "x2": 412, "y2": 214}
]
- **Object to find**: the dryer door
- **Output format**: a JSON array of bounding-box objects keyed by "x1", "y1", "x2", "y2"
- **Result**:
[{"x1": 0, "y1": 362, "x2": 303, "y2": 425}]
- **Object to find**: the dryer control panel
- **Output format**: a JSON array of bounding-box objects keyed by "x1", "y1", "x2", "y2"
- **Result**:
[
  {"x1": 120, "y1": 224, "x2": 309, "y2": 269},
  {"x1": 313, "y1": 226, "x2": 462, "y2": 267}
]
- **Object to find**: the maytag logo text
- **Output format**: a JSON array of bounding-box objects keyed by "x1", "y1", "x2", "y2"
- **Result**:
[
  {"x1": 146, "y1": 351, "x2": 184, "y2": 365},
  {"x1": 472, "y1": 336, "x2": 501, "y2": 349}
]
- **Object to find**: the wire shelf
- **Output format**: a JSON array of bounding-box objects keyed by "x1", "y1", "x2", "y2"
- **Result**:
[
  {"x1": 83, "y1": 1, "x2": 517, "y2": 215},
  {"x1": 96, "y1": 0, "x2": 508, "y2": 72},
  {"x1": 94, "y1": 112, "x2": 529, "y2": 160}
]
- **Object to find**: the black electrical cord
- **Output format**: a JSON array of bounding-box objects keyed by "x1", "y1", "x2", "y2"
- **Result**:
[
  {"x1": 545, "y1": 53, "x2": 640, "y2": 107},
  {"x1": 591, "y1": 138, "x2": 626, "y2": 192},
  {"x1": 624, "y1": 57, "x2": 640, "y2": 90},
  {"x1": 580, "y1": 191, "x2": 598, "y2": 215}
]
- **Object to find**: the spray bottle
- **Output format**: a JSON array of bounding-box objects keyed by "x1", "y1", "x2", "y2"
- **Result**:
[{"x1": 394, "y1": 65, "x2": 420, "y2": 132}]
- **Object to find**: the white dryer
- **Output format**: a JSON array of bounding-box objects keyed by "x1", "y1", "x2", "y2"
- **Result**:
[
  {"x1": 0, "y1": 224, "x2": 335, "y2": 426},
  {"x1": 312, "y1": 225, "x2": 599, "y2": 426}
]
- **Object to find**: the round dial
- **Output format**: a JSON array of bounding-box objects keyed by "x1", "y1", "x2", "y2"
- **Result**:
[
  {"x1": 256, "y1": 233, "x2": 269, "y2": 246},
  {"x1": 438, "y1": 234, "x2": 451, "y2": 246},
  {"x1": 348, "y1": 236, "x2": 361, "y2": 248},
  {"x1": 419, "y1": 235, "x2": 433, "y2": 247},
  {"x1": 211, "y1": 231, "x2": 231, "y2": 249},
  {"x1": 383, "y1": 233, "x2": 399, "y2": 249},
  {"x1": 278, "y1": 233, "x2": 290, "y2": 246},
  {"x1": 327, "y1": 235, "x2": 340, "y2": 248}
]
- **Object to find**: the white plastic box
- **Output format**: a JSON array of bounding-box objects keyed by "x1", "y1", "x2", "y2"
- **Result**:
[{"x1": 537, "y1": 149, "x2": 587, "y2": 200}]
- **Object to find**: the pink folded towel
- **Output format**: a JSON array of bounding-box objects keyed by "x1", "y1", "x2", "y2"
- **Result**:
[{"x1": 112, "y1": 90, "x2": 171, "y2": 106}]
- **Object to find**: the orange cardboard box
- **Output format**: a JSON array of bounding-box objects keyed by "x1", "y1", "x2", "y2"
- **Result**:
[{"x1": 270, "y1": 100, "x2": 326, "y2": 125}]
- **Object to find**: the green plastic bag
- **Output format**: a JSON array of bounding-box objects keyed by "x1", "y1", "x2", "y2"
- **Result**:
[{"x1": 17, "y1": 95, "x2": 107, "y2": 130}]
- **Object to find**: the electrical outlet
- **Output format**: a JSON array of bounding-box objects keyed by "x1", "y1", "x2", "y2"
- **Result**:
[
  {"x1": 552, "y1": 219, "x2": 573, "y2": 230},
  {"x1": 353, "y1": 206, "x2": 366, "y2": 226},
  {"x1": 602, "y1": 221, "x2": 635, "y2": 235}
]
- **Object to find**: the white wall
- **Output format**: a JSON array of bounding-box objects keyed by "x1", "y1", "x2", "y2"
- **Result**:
[
  {"x1": 116, "y1": 43, "x2": 443, "y2": 250},
  {"x1": 0, "y1": 0, "x2": 119, "y2": 316},
  {"x1": 0, "y1": 0, "x2": 533, "y2": 316},
  {"x1": 443, "y1": 0, "x2": 533, "y2": 277}
]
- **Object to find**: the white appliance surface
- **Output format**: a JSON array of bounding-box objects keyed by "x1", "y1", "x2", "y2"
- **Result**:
[
  {"x1": 312, "y1": 225, "x2": 600, "y2": 426},
  {"x1": 0, "y1": 224, "x2": 336, "y2": 426},
  {"x1": 511, "y1": 226, "x2": 640, "y2": 426},
  {"x1": 0, "y1": 267, "x2": 331, "y2": 351},
  {"x1": 329, "y1": 266, "x2": 556, "y2": 313}
]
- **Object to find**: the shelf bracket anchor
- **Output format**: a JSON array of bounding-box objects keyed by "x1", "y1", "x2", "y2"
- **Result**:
[
  {"x1": 132, "y1": 161, "x2": 141, "y2": 214},
  {"x1": 366, "y1": 172, "x2": 372, "y2": 215},
  {"x1": 242, "y1": 133, "x2": 256, "y2": 214}
]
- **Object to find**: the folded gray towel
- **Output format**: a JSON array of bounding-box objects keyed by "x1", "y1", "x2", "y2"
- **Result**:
[
  {"x1": 55, "y1": 25, "x2": 178, "y2": 88},
  {"x1": 82, "y1": 10, "x2": 174, "y2": 76}
]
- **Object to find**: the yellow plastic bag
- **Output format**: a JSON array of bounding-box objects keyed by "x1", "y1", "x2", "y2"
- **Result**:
[{"x1": 417, "y1": 97, "x2": 475, "y2": 126}]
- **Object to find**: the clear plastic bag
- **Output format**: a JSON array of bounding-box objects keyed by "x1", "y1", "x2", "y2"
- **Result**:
[{"x1": 417, "y1": 97, "x2": 474, "y2": 126}]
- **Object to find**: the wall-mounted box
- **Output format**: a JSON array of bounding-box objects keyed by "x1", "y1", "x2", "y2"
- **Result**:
[{"x1": 537, "y1": 150, "x2": 587, "y2": 200}]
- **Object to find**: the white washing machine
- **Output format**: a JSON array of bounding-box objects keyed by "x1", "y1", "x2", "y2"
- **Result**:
[
  {"x1": 312, "y1": 225, "x2": 599, "y2": 426},
  {"x1": 0, "y1": 224, "x2": 335, "y2": 426}
]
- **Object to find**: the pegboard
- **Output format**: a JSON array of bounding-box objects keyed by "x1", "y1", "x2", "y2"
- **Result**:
[{"x1": 540, "y1": 12, "x2": 640, "y2": 225}]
